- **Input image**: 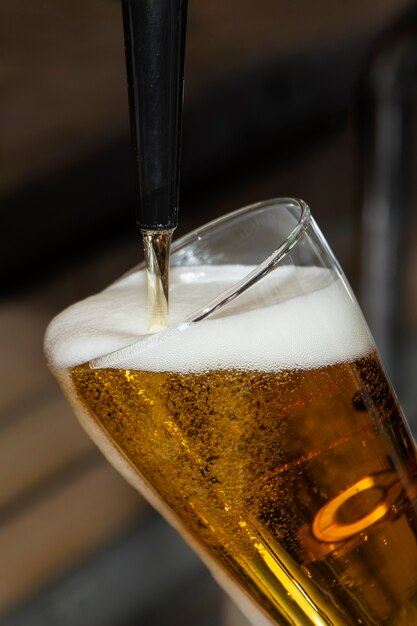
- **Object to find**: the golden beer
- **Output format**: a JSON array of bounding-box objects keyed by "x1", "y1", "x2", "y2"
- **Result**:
[
  {"x1": 69, "y1": 354, "x2": 417, "y2": 625},
  {"x1": 46, "y1": 260, "x2": 417, "y2": 625}
]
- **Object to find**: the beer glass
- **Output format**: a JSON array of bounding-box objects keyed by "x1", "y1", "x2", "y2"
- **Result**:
[{"x1": 45, "y1": 198, "x2": 417, "y2": 625}]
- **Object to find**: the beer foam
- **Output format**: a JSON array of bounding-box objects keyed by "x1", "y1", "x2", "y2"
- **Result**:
[{"x1": 45, "y1": 265, "x2": 373, "y2": 372}]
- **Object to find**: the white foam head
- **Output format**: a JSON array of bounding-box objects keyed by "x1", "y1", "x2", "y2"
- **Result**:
[{"x1": 45, "y1": 265, "x2": 373, "y2": 372}]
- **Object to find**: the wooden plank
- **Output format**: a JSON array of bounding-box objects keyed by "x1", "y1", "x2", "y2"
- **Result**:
[
  {"x1": 0, "y1": 393, "x2": 92, "y2": 510},
  {"x1": 1, "y1": 518, "x2": 213, "y2": 626},
  {"x1": 0, "y1": 301, "x2": 53, "y2": 415},
  {"x1": 0, "y1": 460, "x2": 148, "y2": 615}
]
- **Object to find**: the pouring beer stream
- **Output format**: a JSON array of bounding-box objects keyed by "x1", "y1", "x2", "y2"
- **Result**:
[{"x1": 121, "y1": 0, "x2": 188, "y2": 331}]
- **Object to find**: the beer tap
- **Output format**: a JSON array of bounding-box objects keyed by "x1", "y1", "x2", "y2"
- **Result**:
[{"x1": 121, "y1": 0, "x2": 188, "y2": 331}]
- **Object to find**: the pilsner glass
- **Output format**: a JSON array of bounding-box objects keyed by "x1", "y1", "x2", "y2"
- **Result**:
[{"x1": 45, "y1": 198, "x2": 417, "y2": 625}]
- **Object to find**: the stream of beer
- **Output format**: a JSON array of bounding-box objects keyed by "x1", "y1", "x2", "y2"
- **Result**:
[{"x1": 142, "y1": 230, "x2": 173, "y2": 332}]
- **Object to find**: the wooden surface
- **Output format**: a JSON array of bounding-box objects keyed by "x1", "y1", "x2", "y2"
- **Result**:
[{"x1": 0, "y1": 462, "x2": 146, "y2": 613}]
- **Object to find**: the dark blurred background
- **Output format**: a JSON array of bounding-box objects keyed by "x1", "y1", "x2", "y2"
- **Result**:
[{"x1": 2, "y1": 1, "x2": 417, "y2": 624}]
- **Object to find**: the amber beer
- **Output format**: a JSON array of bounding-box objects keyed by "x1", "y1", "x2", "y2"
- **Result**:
[{"x1": 46, "y1": 264, "x2": 417, "y2": 625}]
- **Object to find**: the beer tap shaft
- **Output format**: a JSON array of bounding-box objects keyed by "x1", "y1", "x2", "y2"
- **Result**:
[{"x1": 121, "y1": 0, "x2": 188, "y2": 232}]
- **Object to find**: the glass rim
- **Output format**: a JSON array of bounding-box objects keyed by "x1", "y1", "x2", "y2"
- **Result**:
[
  {"x1": 181, "y1": 197, "x2": 311, "y2": 322},
  {"x1": 171, "y1": 196, "x2": 310, "y2": 257},
  {"x1": 91, "y1": 198, "x2": 311, "y2": 368},
  {"x1": 130, "y1": 197, "x2": 311, "y2": 324}
]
